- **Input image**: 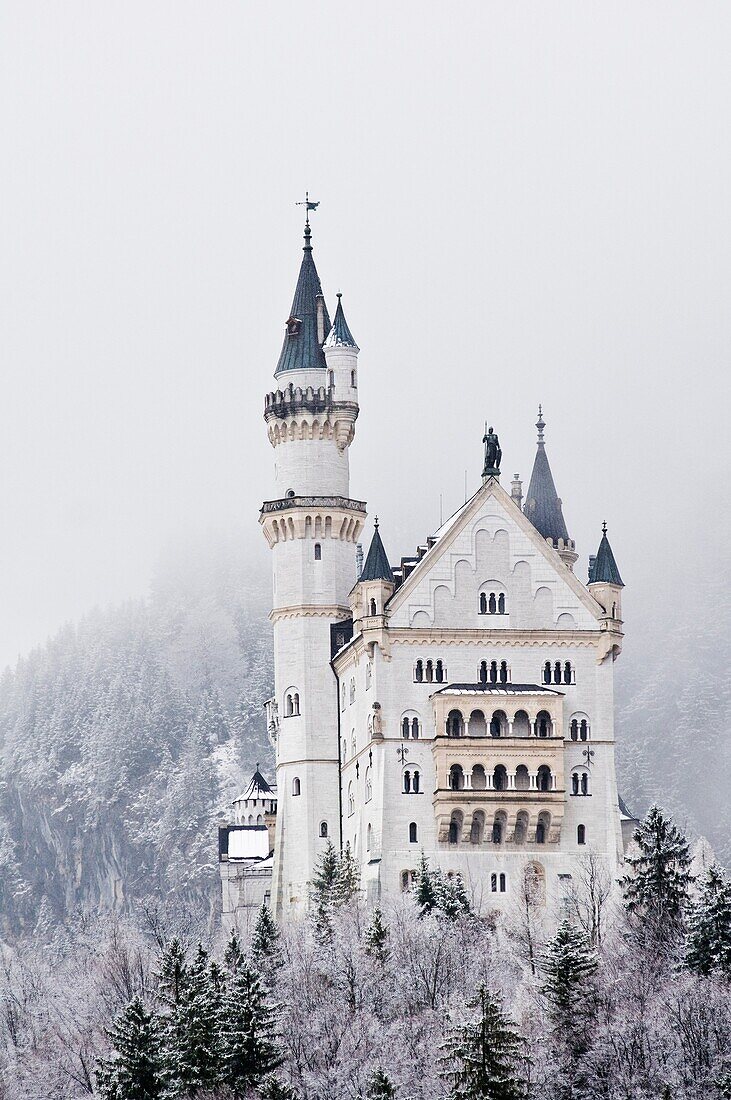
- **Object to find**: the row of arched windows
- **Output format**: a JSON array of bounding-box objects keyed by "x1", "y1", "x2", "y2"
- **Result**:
[
  {"x1": 448, "y1": 762, "x2": 554, "y2": 792},
  {"x1": 414, "y1": 659, "x2": 446, "y2": 683},
  {"x1": 447, "y1": 708, "x2": 554, "y2": 739},
  {"x1": 491, "y1": 873, "x2": 507, "y2": 893},
  {"x1": 403, "y1": 769, "x2": 421, "y2": 793},
  {"x1": 402, "y1": 717, "x2": 421, "y2": 739},
  {"x1": 478, "y1": 660, "x2": 510, "y2": 684},
  {"x1": 327, "y1": 368, "x2": 357, "y2": 390},
  {"x1": 571, "y1": 770, "x2": 590, "y2": 795},
  {"x1": 284, "y1": 691, "x2": 300, "y2": 717},
  {"x1": 479, "y1": 591, "x2": 506, "y2": 615},
  {"x1": 543, "y1": 660, "x2": 575, "y2": 685},
  {"x1": 448, "y1": 809, "x2": 552, "y2": 845},
  {"x1": 570, "y1": 717, "x2": 589, "y2": 741}
]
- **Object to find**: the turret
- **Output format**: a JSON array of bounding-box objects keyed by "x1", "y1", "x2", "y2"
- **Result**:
[
  {"x1": 588, "y1": 522, "x2": 624, "y2": 625},
  {"x1": 351, "y1": 518, "x2": 394, "y2": 620},
  {"x1": 523, "y1": 407, "x2": 578, "y2": 570}
]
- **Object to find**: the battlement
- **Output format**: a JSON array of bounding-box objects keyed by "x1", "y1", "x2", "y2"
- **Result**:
[{"x1": 264, "y1": 384, "x2": 358, "y2": 423}]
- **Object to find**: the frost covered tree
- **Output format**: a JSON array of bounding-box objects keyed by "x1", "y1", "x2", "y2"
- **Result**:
[
  {"x1": 365, "y1": 906, "x2": 390, "y2": 966},
  {"x1": 440, "y1": 984, "x2": 527, "y2": 1100},
  {"x1": 413, "y1": 853, "x2": 470, "y2": 920},
  {"x1": 219, "y1": 954, "x2": 281, "y2": 1090},
  {"x1": 160, "y1": 945, "x2": 221, "y2": 1095},
  {"x1": 539, "y1": 919, "x2": 598, "y2": 1021},
  {"x1": 251, "y1": 902, "x2": 281, "y2": 971},
  {"x1": 621, "y1": 805, "x2": 693, "y2": 934},
  {"x1": 414, "y1": 851, "x2": 439, "y2": 914},
  {"x1": 685, "y1": 863, "x2": 731, "y2": 977},
  {"x1": 366, "y1": 1068, "x2": 398, "y2": 1098},
  {"x1": 96, "y1": 996, "x2": 163, "y2": 1100}
]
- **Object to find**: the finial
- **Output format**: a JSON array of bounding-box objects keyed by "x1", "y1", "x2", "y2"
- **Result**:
[
  {"x1": 536, "y1": 404, "x2": 545, "y2": 444},
  {"x1": 256, "y1": 762, "x2": 259, "y2": 770},
  {"x1": 337, "y1": 291, "x2": 342, "y2": 300},
  {"x1": 296, "y1": 192, "x2": 319, "y2": 250},
  {"x1": 374, "y1": 515, "x2": 379, "y2": 529},
  {"x1": 602, "y1": 521, "x2": 608, "y2": 536}
]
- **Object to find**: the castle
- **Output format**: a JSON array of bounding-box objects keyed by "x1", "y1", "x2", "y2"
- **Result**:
[{"x1": 219, "y1": 213, "x2": 635, "y2": 924}]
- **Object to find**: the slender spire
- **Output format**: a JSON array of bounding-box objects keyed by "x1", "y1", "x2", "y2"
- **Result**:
[
  {"x1": 360, "y1": 519, "x2": 393, "y2": 582},
  {"x1": 324, "y1": 292, "x2": 359, "y2": 350},
  {"x1": 275, "y1": 218, "x2": 331, "y2": 375},
  {"x1": 589, "y1": 523, "x2": 624, "y2": 586},
  {"x1": 523, "y1": 407, "x2": 571, "y2": 544}
]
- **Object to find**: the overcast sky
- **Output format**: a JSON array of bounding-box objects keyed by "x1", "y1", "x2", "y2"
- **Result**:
[{"x1": 0, "y1": 2, "x2": 729, "y2": 667}]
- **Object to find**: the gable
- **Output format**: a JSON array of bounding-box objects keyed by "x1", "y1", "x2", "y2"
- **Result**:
[{"x1": 387, "y1": 480, "x2": 600, "y2": 631}]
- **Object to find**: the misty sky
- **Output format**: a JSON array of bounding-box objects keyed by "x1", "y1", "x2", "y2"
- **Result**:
[{"x1": 0, "y1": 2, "x2": 729, "y2": 668}]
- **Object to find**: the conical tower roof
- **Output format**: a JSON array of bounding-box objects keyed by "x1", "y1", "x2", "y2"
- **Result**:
[
  {"x1": 360, "y1": 519, "x2": 392, "y2": 582},
  {"x1": 589, "y1": 524, "x2": 624, "y2": 586},
  {"x1": 240, "y1": 766, "x2": 274, "y2": 800},
  {"x1": 324, "y1": 293, "x2": 359, "y2": 350},
  {"x1": 275, "y1": 223, "x2": 330, "y2": 375},
  {"x1": 523, "y1": 407, "x2": 571, "y2": 543}
]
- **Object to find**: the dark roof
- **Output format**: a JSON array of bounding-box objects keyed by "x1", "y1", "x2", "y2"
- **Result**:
[
  {"x1": 589, "y1": 524, "x2": 624, "y2": 586},
  {"x1": 433, "y1": 683, "x2": 565, "y2": 696},
  {"x1": 275, "y1": 224, "x2": 330, "y2": 375},
  {"x1": 523, "y1": 409, "x2": 571, "y2": 543},
  {"x1": 245, "y1": 768, "x2": 273, "y2": 796},
  {"x1": 618, "y1": 794, "x2": 636, "y2": 819},
  {"x1": 360, "y1": 522, "x2": 393, "y2": 582},
  {"x1": 324, "y1": 293, "x2": 358, "y2": 349}
]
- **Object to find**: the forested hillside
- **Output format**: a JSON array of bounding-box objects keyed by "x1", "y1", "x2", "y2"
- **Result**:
[
  {"x1": 0, "y1": 532, "x2": 273, "y2": 937},
  {"x1": 0, "y1": 531, "x2": 728, "y2": 939}
]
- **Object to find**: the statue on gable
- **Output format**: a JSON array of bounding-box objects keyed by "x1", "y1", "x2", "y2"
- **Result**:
[{"x1": 482, "y1": 424, "x2": 502, "y2": 477}]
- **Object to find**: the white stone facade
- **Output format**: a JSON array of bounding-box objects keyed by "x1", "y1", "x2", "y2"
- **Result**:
[{"x1": 262, "y1": 229, "x2": 627, "y2": 920}]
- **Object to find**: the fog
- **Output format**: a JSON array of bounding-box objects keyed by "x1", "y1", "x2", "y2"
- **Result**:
[{"x1": 0, "y1": 2, "x2": 729, "y2": 667}]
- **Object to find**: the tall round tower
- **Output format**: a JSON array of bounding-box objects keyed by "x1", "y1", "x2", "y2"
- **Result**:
[{"x1": 260, "y1": 216, "x2": 364, "y2": 918}]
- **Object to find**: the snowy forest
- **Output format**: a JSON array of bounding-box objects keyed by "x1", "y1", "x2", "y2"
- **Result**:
[{"x1": 0, "y1": 533, "x2": 729, "y2": 1097}]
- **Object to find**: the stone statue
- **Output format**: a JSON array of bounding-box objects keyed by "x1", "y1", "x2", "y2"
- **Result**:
[{"x1": 482, "y1": 425, "x2": 502, "y2": 476}]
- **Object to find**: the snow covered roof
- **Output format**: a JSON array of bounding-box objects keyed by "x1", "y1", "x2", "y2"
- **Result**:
[
  {"x1": 433, "y1": 683, "x2": 566, "y2": 697},
  {"x1": 227, "y1": 826, "x2": 271, "y2": 861},
  {"x1": 324, "y1": 293, "x2": 358, "y2": 350},
  {"x1": 233, "y1": 767, "x2": 276, "y2": 806}
]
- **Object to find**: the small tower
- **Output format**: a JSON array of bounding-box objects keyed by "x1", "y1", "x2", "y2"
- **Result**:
[
  {"x1": 261, "y1": 215, "x2": 366, "y2": 918},
  {"x1": 588, "y1": 522, "x2": 624, "y2": 625},
  {"x1": 523, "y1": 406, "x2": 578, "y2": 569},
  {"x1": 350, "y1": 518, "x2": 395, "y2": 635}
]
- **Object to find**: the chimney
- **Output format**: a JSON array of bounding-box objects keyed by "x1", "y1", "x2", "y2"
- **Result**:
[
  {"x1": 356, "y1": 542, "x2": 364, "y2": 579},
  {"x1": 511, "y1": 474, "x2": 523, "y2": 511}
]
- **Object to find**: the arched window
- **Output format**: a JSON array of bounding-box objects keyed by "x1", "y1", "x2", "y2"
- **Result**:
[
  {"x1": 515, "y1": 765, "x2": 530, "y2": 791},
  {"x1": 365, "y1": 767, "x2": 372, "y2": 802},
  {"x1": 413, "y1": 770, "x2": 420, "y2": 793},
  {"x1": 489, "y1": 660, "x2": 498, "y2": 684},
  {"x1": 488, "y1": 592, "x2": 497, "y2": 614},
  {"x1": 314, "y1": 542, "x2": 322, "y2": 560},
  {"x1": 367, "y1": 823, "x2": 372, "y2": 851},
  {"x1": 537, "y1": 765, "x2": 552, "y2": 792},
  {"x1": 537, "y1": 811, "x2": 551, "y2": 844},
  {"x1": 468, "y1": 710, "x2": 487, "y2": 737},
  {"x1": 415, "y1": 660, "x2": 424, "y2": 683},
  {"x1": 341, "y1": 683, "x2": 346, "y2": 710},
  {"x1": 293, "y1": 693, "x2": 300, "y2": 716},
  {"x1": 425, "y1": 660, "x2": 434, "y2": 683},
  {"x1": 435, "y1": 660, "x2": 445, "y2": 683},
  {"x1": 499, "y1": 873, "x2": 506, "y2": 892},
  {"x1": 580, "y1": 719, "x2": 588, "y2": 741},
  {"x1": 369, "y1": 598, "x2": 377, "y2": 616},
  {"x1": 449, "y1": 764, "x2": 465, "y2": 791},
  {"x1": 403, "y1": 770, "x2": 411, "y2": 794},
  {"x1": 470, "y1": 810, "x2": 485, "y2": 843},
  {"x1": 577, "y1": 824, "x2": 586, "y2": 845},
  {"x1": 347, "y1": 783, "x2": 354, "y2": 815},
  {"x1": 351, "y1": 369, "x2": 356, "y2": 387},
  {"x1": 411, "y1": 717, "x2": 420, "y2": 739},
  {"x1": 328, "y1": 369, "x2": 335, "y2": 389},
  {"x1": 479, "y1": 660, "x2": 488, "y2": 684},
  {"x1": 572, "y1": 773, "x2": 579, "y2": 796},
  {"x1": 492, "y1": 764, "x2": 508, "y2": 791},
  {"x1": 320, "y1": 821, "x2": 328, "y2": 838},
  {"x1": 498, "y1": 594, "x2": 506, "y2": 614},
  {"x1": 402, "y1": 717, "x2": 410, "y2": 739},
  {"x1": 564, "y1": 661, "x2": 572, "y2": 684},
  {"x1": 513, "y1": 710, "x2": 531, "y2": 738},
  {"x1": 536, "y1": 711, "x2": 551, "y2": 738},
  {"x1": 349, "y1": 679, "x2": 355, "y2": 704},
  {"x1": 492, "y1": 814, "x2": 505, "y2": 844},
  {"x1": 581, "y1": 772, "x2": 589, "y2": 796},
  {"x1": 491, "y1": 873, "x2": 498, "y2": 892},
  {"x1": 514, "y1": 810, "x2": 529, "y2": 843},
  {"x1": 293, "y1": 777, "x2": 301, "y2": 796},
  {"x1": 543, "y1": 661, "x2": 552, "y2": 685},
  {"x1": 490, "y1": 710, "x2": 507, "y2": 738},
  {"x1": 449, "y1": 810, "x2": 463, "y2": 844},
  {"x1": 554, "y1": 661, "x2": 562, "y2": 685},
  {"x1": 479, "y1": 592, "x2": 487, "y2": 614},
  {"x1": 409, "y1": 822, "x2": 418, "y2": 843},
  {"x1": 447, "y1": 709, "x2": 464, "y2": 738},
  {"x1": 285, "y1": 694, "x2": 293, "y2": 717},
  {"x1": 499, "y1": 660, "x2": 509, "y2": 684},
  {"x1": 570, "y1": 719, "x2": 578, "y2": 741}
]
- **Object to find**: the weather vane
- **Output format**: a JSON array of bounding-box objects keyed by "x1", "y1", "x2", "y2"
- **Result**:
[
  {"x1": 582, "y1": 747, "x2": 595, "y2": 769},
  {"x1": 296, "y1": 191, "x2": 320, "y2": 227},
  {"x1": 396, "y1": 744, "x2": 409, "y2": 766}
]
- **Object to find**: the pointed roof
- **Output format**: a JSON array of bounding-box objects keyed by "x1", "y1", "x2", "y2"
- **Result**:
[
  {"x1": 359, "y1": 519, "x2": 393, "y2": 582},
  {"x1": 589, "y1": 523, "x2": 624, "y2": 587},
  {"x1": 324, "y1": 293, "x2": 359, "y2": 350},
  {"x1": 275, "y1": 223, "x2": 331, "y2": 375},
  {"x1": 523, "y1": 407, "x2": 571, "y2": 543},
  {"x1": 239, "y1": 766, "x2": 273, "y2": 801}
]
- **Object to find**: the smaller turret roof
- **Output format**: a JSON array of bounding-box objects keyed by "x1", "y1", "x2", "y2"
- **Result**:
[
  {"x1": 523, "y1": 407, "x2": 571, "y2": 544},
  {"x1": 360, "y1": 519, "x2": 393, "y2": 582},
  {"x1": 236, "y1": 767, "x2": 274, "y2": 803},
  {"x1": 588, "y1": 523, "x2": 624, "y2": 587},
  {"x1": 324, "y1": 293, "x2": 359, "y2": 350}
]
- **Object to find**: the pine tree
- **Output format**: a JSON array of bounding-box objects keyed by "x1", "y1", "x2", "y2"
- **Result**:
[
  {"x1": 251, "y1": 902, "x2": 281, "y2": 970},
  {"x1": 259, "y1": 1075, "x2": 299, "y2": 1100},
  {"x1": 309, "y1": 840, "x2": 340, "y2": 912},
  {"x1": 414, "y1": 852, "x2": 438, "y2": 914},
  {"x1": 539, "y1": 918, "x2": 598, "y2": 1021},
  {"x1": 219, "y1": 955, "x2": 282, "y2": 1091},
  {"x1": 155, "y1": 939, "x2": 189, "y2": 1012},
  {"x1": 365, "y1": 906, "x2": 390, "y2": 966},
  {"x1": 160, "y1": 945, "x2": 221, "y2": 1096},
  {"x1": 440, "y1": 984, "x2": 527, "y2": 1100},
  {"x1": 685, "y1": 863, "x2": 731, "y2": 977},
  {"x1": 435, "y1": 870, "x2": 471, "y2": 920},
  {"x1": 367, "y1": 1068, "x2": 398, "y2": 1098},
  {"x1": 96, "y1": 996, "x2": 163, "y2": 1100},
  {"x1": 223, "y1": 927, "x2": 245, "y2": 975},
  {"x1": 620, "y1": 805, "x2": 693, "y2": 933},
  {"x1": 333, "y1": 842, "x2": 360, "y2": 906}
]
